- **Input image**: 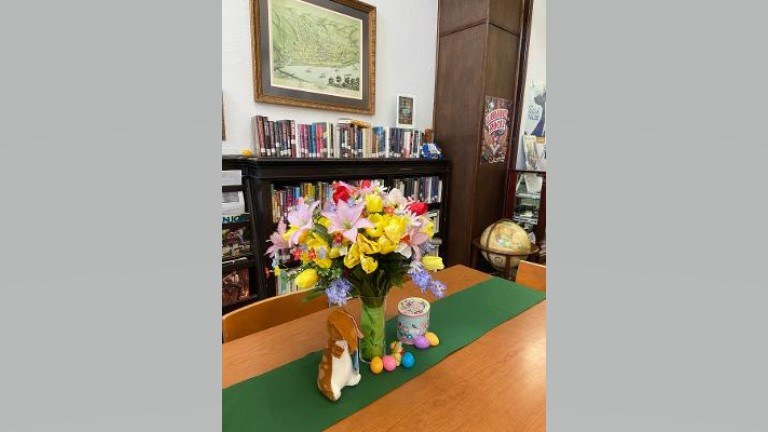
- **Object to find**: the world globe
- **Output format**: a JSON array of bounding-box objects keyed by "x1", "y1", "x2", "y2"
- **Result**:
[{"x1": 479, "y1": 219, "x2": 532, "y2": 272}]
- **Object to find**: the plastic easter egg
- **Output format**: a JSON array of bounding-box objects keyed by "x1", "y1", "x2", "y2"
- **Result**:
[
  {"x1": 425, "y1": 332, "x2": 440, "y2": 347},
  {"x1": 414, "y1": 335, "x2": 430, "y2": 350},
  {"x1": 382, "y1": 355, "x2": 397, "y2": 372},
  {"x1": 241, "y1": 149, "x2": 254, "y2": 157},
  {"x1": 401, "y1": 352, "x2": 415, "y2": 368},
  {"x1": 369, "y1": 356, "x2": 384, "y2": 374},
  {"x1": 393, "y1": 352, "x2": 402, "y2": 366}
]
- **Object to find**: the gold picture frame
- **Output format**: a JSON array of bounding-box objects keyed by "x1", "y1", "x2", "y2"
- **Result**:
[{"x1": 250, "y1": 0, "x2": 376, "y2": 114}]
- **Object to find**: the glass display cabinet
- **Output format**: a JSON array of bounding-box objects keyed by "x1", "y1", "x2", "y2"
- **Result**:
[{"x1": 504, "y1": 170, "x2": 546, "y2": 263}]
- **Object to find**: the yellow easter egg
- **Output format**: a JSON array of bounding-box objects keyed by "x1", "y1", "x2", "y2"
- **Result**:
[
  {"x1": 425, "y1": 332, "x2": 440, "y2": 347},
  {"x1": 370, "y1": 356, "x2": 384, "y2": 374},
  {"x1": 241, "y1": 149, "x2": 254, "y2": 157}
]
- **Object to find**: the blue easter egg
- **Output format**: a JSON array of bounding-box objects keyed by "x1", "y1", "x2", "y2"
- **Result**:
[{"x1": 401, "y1": 352, "x2": 415, "y2": 368}]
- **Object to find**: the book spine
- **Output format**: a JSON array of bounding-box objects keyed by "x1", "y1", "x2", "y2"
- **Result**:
[
  {"x1": 251, "y1": 116, "x2": 261, "y2": 157},
  {"x1": 264, "y1": 120, "x2": 273, "y2": 157},
  {"x1": 290, "y1": 120, "x2": 297, "y2": 158}
]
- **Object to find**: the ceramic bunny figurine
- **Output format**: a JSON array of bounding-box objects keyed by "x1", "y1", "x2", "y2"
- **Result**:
[{"x1": 317, "y1": 309, "x2": 364, "y2": 401}]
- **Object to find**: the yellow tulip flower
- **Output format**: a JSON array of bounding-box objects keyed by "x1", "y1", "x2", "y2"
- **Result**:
[
  {"x1": 384, "y1": 217, "x2": 407, "y2": 244},
  {"x1": 424, "y1": 221, "x2": 436, "y2": 238},
  {"x1": 317, "y1": 216, "x2": 332, "y2": 229},
  {"x1": 378, "y1": 236, "x2": 397, "y2": 255},
  {"x1": 365, "y1": 193, "x2": 384, "y2": 213},
  {"x1": 422, "y1": 256, "x2": 445, "y2": 271},
  {"x1": 344, "y1": 243, "x2": 361, "y2": 268},
  {"x1": 365, "y1": 213, "x2": 384, "y2": 238},
  {"x1": 357, "y1": 233, "x2": 381, "y2": 255},
  {"x1": 360, "y1": 254, "x2": 379, "y2": 274},
  {"x1": 314, "y1": 256, "x2": 332, "y2": 269},
  {"x1": 295, "y1": 268, "x2": 319, "y2": 290}
]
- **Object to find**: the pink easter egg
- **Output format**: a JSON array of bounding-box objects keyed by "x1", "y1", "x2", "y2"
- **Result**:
[
  {"x1": 414, "y1": 335, "x2": 430, "y2": 350},
  {"x1": 382, "y1": 355, "x2": 397, "y2": 372}
]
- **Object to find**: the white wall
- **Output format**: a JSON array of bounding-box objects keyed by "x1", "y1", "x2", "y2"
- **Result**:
[
  {"x1": 515, "y1": 0, "x2": 546, "y2": 169},
  {"x1": 222, "y1": 0, "x2": 438, "y2": 155}
]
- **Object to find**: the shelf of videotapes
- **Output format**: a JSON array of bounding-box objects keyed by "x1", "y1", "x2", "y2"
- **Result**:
[
  {"x1": 251, "y1": 115, "x2": 428, "y2": 159},
  {"x1": 222, "y1": 166, "x2": 262, "y2": 313}
]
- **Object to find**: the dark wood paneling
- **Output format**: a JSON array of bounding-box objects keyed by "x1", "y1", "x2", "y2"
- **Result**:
[
  {"x1": 489, "y1": 0, "x2": 523, "y2": 33},
  {"x1": 484, "y1": 25, "x2": 521, "y2": 101},
  {"x1": 439, "y1": 0, "x2": 490, "y2": 35},
  {"x1": 472, "y1": 163, "x2": 506, "y2": 248},
  {"x1": 434, "y1": 25, "x2": 487, "y2": 266}
]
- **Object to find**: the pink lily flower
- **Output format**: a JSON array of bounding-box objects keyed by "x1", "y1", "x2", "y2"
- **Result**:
[
  {"x1": 266, "y1": 218, "x2": 289, "y2": 257},
  {"x1": 287, "y1": 199, "x2": 320, "y2": 245},
  {"x1": 322, "y1": 200, "x2": 374, "y2": 243},
  {"x1": 396, "y1": 227, "x2": 430, "y2": 260}
]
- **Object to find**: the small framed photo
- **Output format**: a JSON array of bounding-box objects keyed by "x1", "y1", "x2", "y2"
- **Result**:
[{"x1": 396, "y1": 94, "x2": 415, "y2": 128}]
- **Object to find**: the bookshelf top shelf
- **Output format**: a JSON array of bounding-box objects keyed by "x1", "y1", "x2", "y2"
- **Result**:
[{"x1": 225, "y1": 157, "x2": 450, "y2": 181}]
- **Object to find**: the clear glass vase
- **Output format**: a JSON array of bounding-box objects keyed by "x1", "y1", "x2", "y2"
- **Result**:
[{"x1": 358, "y1": 294, "x2": 388, "y2": 362}]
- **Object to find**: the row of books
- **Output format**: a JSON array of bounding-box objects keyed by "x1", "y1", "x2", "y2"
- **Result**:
[
  {"x1": 251, "y1": 116, "x2": 427, "y2": 159},
  {"x1": 392, "y1": 176, "x2": 443, "y2": 204},
  {"x1": 270, "y1": 179, "x2": 384, "y2": 223}
]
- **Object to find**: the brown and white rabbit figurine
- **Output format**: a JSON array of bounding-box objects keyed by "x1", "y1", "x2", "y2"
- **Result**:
[{"x1": 317, "y1": 309, "x2": 364, "y2": 401}]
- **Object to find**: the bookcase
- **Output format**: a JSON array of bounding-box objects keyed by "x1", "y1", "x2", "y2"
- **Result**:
[
  {"x1": 223, "y1": 156, "x2": 451, "y2": 305},
  {"x1": 221, "y1": 163, "x2": 265, "y2": 314}
]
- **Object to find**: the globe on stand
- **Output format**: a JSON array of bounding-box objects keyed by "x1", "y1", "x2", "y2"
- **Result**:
[{"x1": 477, "y1": 220, "x2": 534, "y2": 276}]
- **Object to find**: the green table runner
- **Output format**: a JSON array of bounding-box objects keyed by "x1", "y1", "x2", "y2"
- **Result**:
[{"x1": 223, "y1": 277, "x2": 545, "y2": 432}]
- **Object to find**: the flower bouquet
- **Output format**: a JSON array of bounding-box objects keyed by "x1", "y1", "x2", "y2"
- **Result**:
[{"x1": 266, "y1": 180, "x2": 445, "y2": 361}]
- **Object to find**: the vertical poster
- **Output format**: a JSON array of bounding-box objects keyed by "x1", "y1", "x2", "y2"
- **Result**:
[
  {"x1": 523, "y1": 81, "x2": 546, "y2": 171},
  {"x1": 481, "y1": 96, "x2": 512, "y2": 164}
]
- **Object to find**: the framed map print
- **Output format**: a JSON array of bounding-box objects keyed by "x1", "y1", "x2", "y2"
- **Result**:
[{"x1": 251, "y1": 0, "x2": 376, "y2": 114}]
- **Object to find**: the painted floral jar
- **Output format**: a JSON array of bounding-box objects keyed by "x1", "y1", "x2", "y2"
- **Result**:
[{"x1": 396, "y1": 297, "x2": 431, "y2": 344}]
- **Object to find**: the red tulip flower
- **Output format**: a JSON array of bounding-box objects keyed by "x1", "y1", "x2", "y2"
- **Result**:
[{"x1": 406, "y1": 201, "x2": 428, "y2": 216}]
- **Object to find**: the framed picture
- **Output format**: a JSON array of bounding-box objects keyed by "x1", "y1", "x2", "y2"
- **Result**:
[
  {"x1": 396, "y1": 94, "x2": 414, "y2": 128},
  {"x1": 251, "y1": 0, "x2": 376, "y2": 114}
]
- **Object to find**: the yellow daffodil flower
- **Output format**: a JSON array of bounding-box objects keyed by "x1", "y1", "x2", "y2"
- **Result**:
[
  {"x1": 295, "y1": 268, "x2": 319, "y2": 290},
  {"x1": 360, "y1": 254, "x2": 378, "y2": 274}
]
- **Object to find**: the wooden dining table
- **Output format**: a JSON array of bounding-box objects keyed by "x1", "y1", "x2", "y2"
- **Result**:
[{"x1": 222, "y1": 265, "x2": 546, "y2": 431}]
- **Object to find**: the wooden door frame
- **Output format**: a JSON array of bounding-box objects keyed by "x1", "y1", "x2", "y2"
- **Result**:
[{"x1": 503, "y1": 0, "x2": 535, "y2": 215}]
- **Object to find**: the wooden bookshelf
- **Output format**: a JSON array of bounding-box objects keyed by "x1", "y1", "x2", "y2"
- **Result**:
[
  {"x1": 221, "y1": 166, "x2": 264, "y2": 315},
  {"x1": 223, "y1": 156, "x2": 451, "y2": 303}
]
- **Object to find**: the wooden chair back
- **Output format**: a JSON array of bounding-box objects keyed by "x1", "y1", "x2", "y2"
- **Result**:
[
  {"x1": 222, "y1": 291, "x2": 328, "y2": 343},
  {"x1": 516, "y1": 260, "x2": 546, "y2": 292}
]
